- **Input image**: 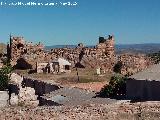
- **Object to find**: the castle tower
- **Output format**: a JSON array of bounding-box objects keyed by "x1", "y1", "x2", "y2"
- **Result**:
[
  {"x1": 105, "y1": 35, "x2": 115, "y2": 59},
  {"x1": 9, "y1": 36, "x2": 25, "y2": 62}
]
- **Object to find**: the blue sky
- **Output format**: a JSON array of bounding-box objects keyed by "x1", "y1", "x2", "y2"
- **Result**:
[{"x1": 0, "y1": 0, "x2": 160, "y2": 45}]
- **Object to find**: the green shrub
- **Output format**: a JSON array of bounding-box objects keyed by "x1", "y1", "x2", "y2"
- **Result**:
[
  {"x1": 0, "y1": 65, "x2": 12, "y2": 91},
  {"x1": 99, "y1": 74, "x2": 127, "y2": 97}
]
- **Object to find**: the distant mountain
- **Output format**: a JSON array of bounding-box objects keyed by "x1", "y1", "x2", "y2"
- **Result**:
[
  {"x1": 45, "y1": 43, "x2": 160, "y2": 54},
  {"x1": 116, "y1": 43, "x2": 160, "y2": 54},
  {"x1": 45, "y1": 45, "x2": 77, "y2": 50},
  {"x1": 45, "y1": 45, "x2": 95, "y2": 50}
]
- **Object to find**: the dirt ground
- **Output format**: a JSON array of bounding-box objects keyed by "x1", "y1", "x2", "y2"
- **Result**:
[
  {"x1": 66, "y1": 81, "x2": 108, "y2": 92},
  {"x1": 14, "y1": 68, "x2": 112, "y2": 92},
  {"x1": 1, "y1": 101, "x2": 160, "y2": 120}
]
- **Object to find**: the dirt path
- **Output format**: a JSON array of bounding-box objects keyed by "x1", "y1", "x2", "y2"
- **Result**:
[{"x1": 66, "y1": 81, "x2": 108, "y2": 92}]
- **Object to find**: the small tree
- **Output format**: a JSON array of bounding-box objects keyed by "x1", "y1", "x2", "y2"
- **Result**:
[{"x1": 99, "y1": 74, "x2": 127, "y2": 97}]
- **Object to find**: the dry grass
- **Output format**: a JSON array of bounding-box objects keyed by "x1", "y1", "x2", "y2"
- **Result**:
[{"x1": 13, "y1": 68, "x2": 112, "y2": 84}]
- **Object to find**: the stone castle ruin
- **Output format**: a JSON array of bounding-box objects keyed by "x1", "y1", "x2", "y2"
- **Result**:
[
  {"x1": 8, "y1": 36, "x2": 47, "y2": 69},
  {"x1": 7, "y1": 35, "x2": 153, "y2": 75},
  {"x1": 7, "y1": 35, "x2": 116, "y2": 73}
]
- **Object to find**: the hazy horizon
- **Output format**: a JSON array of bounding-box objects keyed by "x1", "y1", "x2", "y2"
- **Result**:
[{"x1": 2, "y1": 40, "x2": 160, "y2": 46}]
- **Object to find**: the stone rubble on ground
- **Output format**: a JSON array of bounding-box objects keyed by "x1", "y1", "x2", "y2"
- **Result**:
[
  {"x1": 1, "y1": 102, "x2": 160, "y2": 120},
  {"x1": 10, "y1": 73, "x2": 23, "y2": 85},
  {"x1": 0, "y1": 91, "x2": 9, "y2": 107},
  {"x1": 10, "y1": 93, "x2": 18, "y2": 106},
  {"x1": 18, "y1": 87, "x2": 39, "y2": 107},
  {"x1": 9, "y1": 73, "x2": 39, "y2": 107}
]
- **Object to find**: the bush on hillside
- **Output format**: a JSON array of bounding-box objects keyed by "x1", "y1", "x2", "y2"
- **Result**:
[
  {"x1": 0, "y1": 65, "x2": 12, "y2": 91},
  {"x1": 98, "y1": 74, "x2": 127, "y2": 97}
]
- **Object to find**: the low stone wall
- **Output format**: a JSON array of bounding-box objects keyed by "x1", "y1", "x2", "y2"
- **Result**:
[
  {"x1": 9, "y1": 77, "x2": 60, "y2": 96},
  {"x1": 9, "y1": 73, "x2": 61, "y2": 106},
  {"x1": 22, "y1": 78, "x2": 60, "y2": 96}
]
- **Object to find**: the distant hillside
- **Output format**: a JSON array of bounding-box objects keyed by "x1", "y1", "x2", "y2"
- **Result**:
[
  {"x1": 0, "y1": 43, "x2": 6, "y2": 54},
  {"x1": 116, "y1": 43, "x2": 160, "y2": 54},
  {"x1": 45, "y1": 45, "x2": 77, "y2": 50},
  {"x1": 45, "y1": 45, "x2": 95, "y2": 50},
  {"x1": 45, "y1": 43, "x2": 160, "y2": 54}
]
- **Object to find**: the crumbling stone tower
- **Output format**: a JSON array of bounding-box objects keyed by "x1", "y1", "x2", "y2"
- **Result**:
[
  {"x1": 77, "y1": 35, "x2": 115, "y2": 72},
  {"x1": 95, "y1": 35, "x2": 116, "y2": 72},
  {"x1": 7, "y1": 35, "x2": 26, "y2": 64},
  {"x1": 96, "y1": 35, "x2": 115, "y2": 59},
  {"x1": 105, "y1": 35, "x2": 115, "y2": 59},
  {"x1": 7, "y1": 35, "x2": 44, "y2": 68}
]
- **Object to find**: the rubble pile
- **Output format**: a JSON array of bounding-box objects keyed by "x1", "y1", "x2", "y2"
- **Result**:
[
  {"x1": 10, "y1": 73, "x2": 39, "y2": 107},
  {"x1": 18, "y1": 87, "x2": 39, "y2": 107},
  {"x1": 10, "y1": 73, "x2": 23, "y2": 85},
  {"x1": 0, "y1": 102, "x2": 160, "y2": 120}
]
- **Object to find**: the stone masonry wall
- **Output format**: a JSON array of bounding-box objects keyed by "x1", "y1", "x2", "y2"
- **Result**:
[
  {"x1": 8, "y1": 35, "x2": 154, "y2": 75},
  {"x1": 8, "y1": 35, "x2": 116, "y2": 72},
  {"x1": 118, "y1": 53, "x2": 154, "y2": 76}
]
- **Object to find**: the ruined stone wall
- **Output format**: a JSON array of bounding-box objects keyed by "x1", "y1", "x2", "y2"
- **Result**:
[
  {"x1": 94, "y1": 35, "x2": 115, "y2": 72},
  {"x1": 118, "y1": 54, "x2": 154, "y2": 76},
  {"x1": 10, "y1": 37, "x2": 25, "y2": 61},
  {"x1": 7, "y1": 35, "x2": 157, "y2": 77},
  {"x1": 9, "y1": 36, "x2": 45, "y2": 68},
  {"x1": 8, "y1": 35, "x2": 116, "y2": 72},
  {"x1": 51, "y1": 35, "x2": 116, "y2": 72}
]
